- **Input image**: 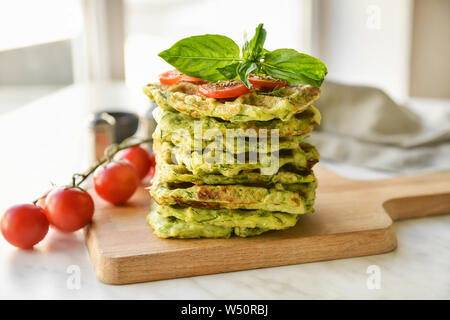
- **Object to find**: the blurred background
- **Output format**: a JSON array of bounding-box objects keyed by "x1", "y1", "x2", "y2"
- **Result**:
[
  {"x1": 0, "y1": 0, "x2": 449, "y2": 201},
  {"x1": 1, "y1": 0, "x2": 448, "y2": 105}
]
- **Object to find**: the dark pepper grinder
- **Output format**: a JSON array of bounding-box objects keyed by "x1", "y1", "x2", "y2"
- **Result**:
[{"x1": 88, "y1": 111, "x2": 139, "y2": 162}]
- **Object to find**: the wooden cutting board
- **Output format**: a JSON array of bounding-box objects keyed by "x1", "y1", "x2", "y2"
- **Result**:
[{"x1": 85, "y1": 166, "x2": 450, "y2": 285}]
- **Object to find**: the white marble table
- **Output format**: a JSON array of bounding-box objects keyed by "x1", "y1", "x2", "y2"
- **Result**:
[{"x1": 0, "y1": 83, "x2": 449, "y2": 299}]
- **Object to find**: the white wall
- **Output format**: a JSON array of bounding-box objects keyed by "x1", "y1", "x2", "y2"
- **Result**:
[
  {"x1": 314, "y1": 0, "x2": 413, "y2": 103},
  {"x1": 124, "y1": 0, "x2": 311, "y2": 87}
]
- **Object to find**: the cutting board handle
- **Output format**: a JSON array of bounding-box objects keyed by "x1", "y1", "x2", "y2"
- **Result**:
[{"x1": 376, "y1": 171, "x2": 450, "y2": 221}]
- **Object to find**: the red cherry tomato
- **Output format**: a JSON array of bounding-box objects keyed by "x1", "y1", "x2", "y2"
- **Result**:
[
  {"x1": 94, "y1": 161, "x2": 140, "y2": 205},
  {"x1": 146, "y1": 153, "x2": 156, "y2": 180},
  {"x1": 45, "y1": 187, "x2": 94, "y2": 232},
  {"x1": 248, "y1": 75, "x2": 287, "y2": 88},
  {"x1": 148, "y1": 153, "x2": 156, "y2": 168},
  {"x1": 1, "y1": 204, "x2": 49, "y2": 249},
  {"x1": 116, "y1": 146, "x2": 151, "y2": 180},
  {"x1": 159, "y1": 69, "x2": 182, "y2": 85},
  {"x1": 198, "y1": 80, "x2": 250, "y2": 99},
  {"x1": 147, "y1": 166, "x2": 155, "y2": 179}
]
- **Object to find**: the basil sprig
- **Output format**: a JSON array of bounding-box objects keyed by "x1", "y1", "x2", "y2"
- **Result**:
[{"x1": 158, "y1": 24, "x2": 327, "y2": 87}]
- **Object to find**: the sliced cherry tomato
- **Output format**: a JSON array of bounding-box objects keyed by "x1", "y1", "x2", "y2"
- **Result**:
[
  {"x1": 45, "y1": 187, "x2": 94, "y2": 232},
  {"x1": 1, "y1": 204, "x2": 49, "y2": 249},
  {"x1": 248, "y1": 75, "x2": 287, "y2": 88},
  {"x1": 198, "y1": 80, "x2": 250, "y2": 99},
  {"x1": 94, "y1": 160, "x2": 140, "y2": 205},
  {"x1": 116, "y1": 146, "x2": 151, "y2": 180},
  {"x1": 159, "y1": 69, "x2": 182, "y2": 85},
  {"x1": 180, "y1": 75, "x2": 205, "y2": 84}
]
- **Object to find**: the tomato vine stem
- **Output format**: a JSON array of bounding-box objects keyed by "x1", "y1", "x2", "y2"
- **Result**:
[{"x1": 31, "y1": 137, "x2": 152, "y2": 205}]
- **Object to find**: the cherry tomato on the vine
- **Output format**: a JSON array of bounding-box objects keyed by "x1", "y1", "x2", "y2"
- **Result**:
[
  {"x1": 1, "y1": 204, "x2": 49, "y2": 249},
  {"x1": 94, "y1": 160, "x2": 140, "y2": 205},
  {"x1": 45, "y1": 187, "x2": 95, "y2": 232},
  {"x1": 147, "y1": 153, "x2": 156, "y2": 178},
  {"x1": 144, "y1": 153, "x2": 156, "y2": 183},
  {"x1": 116, "y1": 146, "x2": 151, "y2": 180}
]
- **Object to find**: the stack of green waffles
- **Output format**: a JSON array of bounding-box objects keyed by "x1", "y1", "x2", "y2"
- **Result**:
[{"x1": 143, "y1": 81, "x2": 322, "y2": 238}]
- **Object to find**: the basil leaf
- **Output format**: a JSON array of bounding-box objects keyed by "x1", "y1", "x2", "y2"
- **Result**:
[
  {"x1": 261, "y1": 48, "x2": 271, "y2": 58},
  {"x1": 237, "y1": 61, "x2": 258, "y2": 88},
  {"x1": 243, "y1": 23, "x2": 267, "y2": 61},
  {"x1": 217, "y1": 62, "x2": 240, "y2": 79},
  {"x1": 262, "y1": 49, "x2": 328, "y2": 86},
  {"x1": 158, "y1": 25, "x2": 327, "y2": 87},
  {"x1": 158, "y1": 35, "x2": 241, "y2": 81}
]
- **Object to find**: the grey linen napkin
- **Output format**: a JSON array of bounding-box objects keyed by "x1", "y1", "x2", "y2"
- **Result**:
[{"x1": 308, "y1": 81, "x2": 450, "y2": 173}]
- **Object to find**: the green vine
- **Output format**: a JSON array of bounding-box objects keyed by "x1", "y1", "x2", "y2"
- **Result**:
[{"x1": 32, "y1": 137, "x2": 152, "y2": 204}]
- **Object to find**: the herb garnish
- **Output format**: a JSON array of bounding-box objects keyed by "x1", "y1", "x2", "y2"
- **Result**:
[{"x1": 158, "y1": 24, "x2": 327, "y2": 88}]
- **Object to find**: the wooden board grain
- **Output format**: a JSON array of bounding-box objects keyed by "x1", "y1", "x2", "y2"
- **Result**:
[{"x1": 85, "y1": 166, "x2": 450, "y2": 285}]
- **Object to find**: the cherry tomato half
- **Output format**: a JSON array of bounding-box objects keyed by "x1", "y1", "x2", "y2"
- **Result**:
[
  {"x1": 198, "y1": 80, "x2": 250, "y2": 99},
  {"x1": 116, "y1": 146, "x2": 151, "y2": 180},
  {"x1": 45, "y1": 187, "x2": 94, "y2": 232},
  {"x1": 180, "y1": 75, "x2": 205, "y2": 84},
  {"x1": 248, "y1": 75, "x2": 287, "y2": 88},
  {"x1": 159, "y1": 69, "x2": 182, "y2": 85},
  {"x1": 94, "y1": 161, "x2": 140, "y2": 205},
  {"x1": 1, "y1": 204, "x2": 49, "y2": 249}
]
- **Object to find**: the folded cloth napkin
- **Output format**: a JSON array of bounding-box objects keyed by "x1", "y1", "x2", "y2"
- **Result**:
[{"x1": 309, "y1": 81, "x2": 450, "y2": 173}]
